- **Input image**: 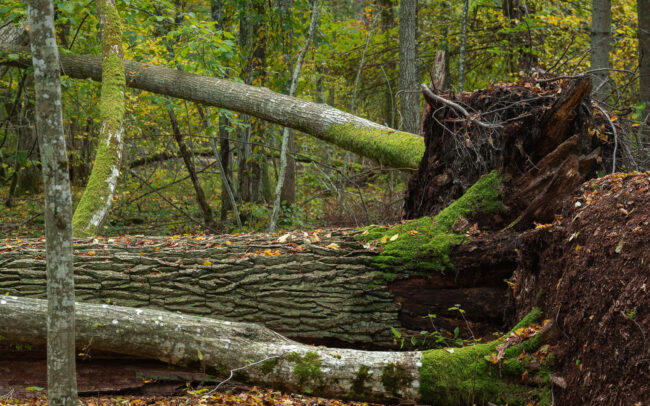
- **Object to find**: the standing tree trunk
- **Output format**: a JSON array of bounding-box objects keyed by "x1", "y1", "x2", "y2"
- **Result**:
[
  {"x1": 270, "y1": 0, "x2": 319, "y2": 233},
  {"x1": 590, "y1": 0, "x2": 611, "y2": 101},
  {"x1": 72, "y1": 0, "x2": 126, "y2": 237},
  {"x1": 25, "y1": 0, "x2": 78, "y2": 403},
  {"x1": 399, "y1": 0, "x2": 419, "y2": 133},
  {"x1": 639, "y1": 0, "x2": 650, "y2": 140},
  {"x1": 458, "y1": 0, "x2": 469, "y2": 91}
]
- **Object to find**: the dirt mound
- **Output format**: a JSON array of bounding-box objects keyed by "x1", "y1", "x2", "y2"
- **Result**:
[{"x1": 511, "y1": 171, "x2": 649, "y2": 404}]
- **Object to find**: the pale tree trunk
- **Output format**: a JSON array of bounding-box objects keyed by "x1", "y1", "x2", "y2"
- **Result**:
[
  {"x1": 72, "y1": 0, "x2": 126, "y2": 237},
  {"x1": 25, "y1": 0, "x2": 78, "y2": 404},
  {"x1": 0, "y1": 296, "x2": 552, "y2": 405},
  {"x1": 590, "y1": 0, "x2": 611, "y2": 101},
  {"x1": 269, "y1": 0, "x2": 319, "y2": 233},
  {"x1": 399, "y1": 0, "x2": 419, "y2": 133},
  {"x1": 639, "y1": 0, "x2": 650, "y2": 140},
  {"x1": 458, "y1": 0, "x2": 469, "y2": 91},
  {"x1": 0, "y1": 45, "x2": 425, "y2": 170}
]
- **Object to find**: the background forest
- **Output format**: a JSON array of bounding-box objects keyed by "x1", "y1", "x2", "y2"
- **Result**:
[{"x1": 0, "y1": 0, "x2": 647, "y2": 236}]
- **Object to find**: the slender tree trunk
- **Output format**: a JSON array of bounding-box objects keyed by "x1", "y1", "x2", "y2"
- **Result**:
[
  {"x1": 379, "y1": 0, "x2": 396, "y2": 128},
  {"x1": 72, "y1": 0, "x2": 126, "y2": 237},
  {"x1": 278, "y1": 0, "x2": 297, "y2": 205},
  {"x1": 210, "y1": 0, "x2": 237, "y2": 219},
  {"x1": 270, "y1": 0, "x2": 320, "y2": 233},
  {"x1": 590, "y1": 0, "x2": 611, "y2": 101},
  {"x1": 399, "y1": 0, "x2": 419, "y2": 133},
  {"x1": 639, "y1": 0, "x2": 650, "y2": 140},
  {"x1": 25, "y1": 0, "x2": 78, "y2": 403},
  {"x1": 0, "y1": 45, "x2": 425, "y2": 171},
  {"x1": 167, "y1": 106, "x2": 216, "y2": 231},
  {"x1": 458, "y1": 0, "x2": 469, "y2": 91}
]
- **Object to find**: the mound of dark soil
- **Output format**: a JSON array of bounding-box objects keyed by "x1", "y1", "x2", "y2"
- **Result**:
[{"x1": 511, "y1": 171, "x2": 649, "y2": 404}]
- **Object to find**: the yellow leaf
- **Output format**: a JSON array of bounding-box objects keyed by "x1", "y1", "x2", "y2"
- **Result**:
[
  {"x1": 389, "y1": 234, "x2": 399, "y2": 241},
  {"x1": 326, "y1": 243, "x2": 340, "y2": 250},
  {"x1": 203, "y1": 260, "x2": 212, "y2": 265},
  {"x1": 225, "y1": 240, "x2": 232, "y2": 245},
  {"x1": 155, "y1": 246, "x2": 161, "y2": 252},
  {"x1": 88, "y1": 250, "x2": 96, "y2": 256},
  {"x1": 380, "y1": 235, "x2": 388, "y2": 244}
]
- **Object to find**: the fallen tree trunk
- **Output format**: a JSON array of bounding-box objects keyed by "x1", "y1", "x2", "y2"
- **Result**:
[
  {"x1": 0, "y1": 43, "x2": 424, "y2": 171},
  {"x1": 0, "y1": 173, "x2": 517, "y2": 349},
  {"x1": 0, "y1": 225, "x2": 517, "y2": 350},
  {"x1": 0, "y1": 295, "x2": 555, "y2": 404}
]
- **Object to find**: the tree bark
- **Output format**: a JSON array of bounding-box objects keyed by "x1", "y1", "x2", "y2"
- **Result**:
[
  {"x1": 0, "y1": 44, "x2": 425, "y2": 171},
  {"x1": 270, "y1": 0, "x2": 319, "y2": 233},
  {"x1": 25, "y1": 0, "x2": 78, "y2": 403},
  {"x1": 0, "y1": 295, "x2": 551, "y2": 404},
  {"x1": 458, "y1": 0, "x2": 469, "y2": 91},
  {"x1": 398, "y1": 0, "x2": 419, "y2": 133},
  {"x1": 639, "y1": 0, "x2": 650, "y2": 140},
  {"x1": 71, "y1": 0, "x2": 126, "y2": 237},
  {"x1": 0, "y1": 174, "x2": 518, "y2": 350},
  {"x1": 590, "y1": 0, "x2": 611, "y2": 101}
]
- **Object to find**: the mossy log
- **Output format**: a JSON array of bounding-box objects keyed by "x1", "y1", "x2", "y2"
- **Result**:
[
  {"x1": 0, "y1": 174, "x2": 516, "y2": 349},
  {"x1": 0, "y1": 43, "x2": 424, "y2": 172},
  {"x1": 0, "y1": 296, "x2": 556, "y2": 404}
]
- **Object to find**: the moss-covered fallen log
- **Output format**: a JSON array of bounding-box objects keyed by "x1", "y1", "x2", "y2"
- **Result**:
[
  {"x1": 0, "y1": 43, "x2": 424, "y2": 172},
  {"x1": 0, "y1": 295, "x2": 556, "y2": 404},
  {"x1": 0, "y1": 173, "x2": 516, "y2": 349}
]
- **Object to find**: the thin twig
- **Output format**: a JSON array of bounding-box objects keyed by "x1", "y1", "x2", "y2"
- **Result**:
[
  {"x1": 205, "y1": 354, "x2": 286, "y2": 396},
  {"x1": 421, "y1": 84, "x2": 503, "y2": 129}
]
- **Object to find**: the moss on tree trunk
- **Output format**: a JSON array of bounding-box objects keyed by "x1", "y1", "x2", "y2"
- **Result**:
[{"x1": 71, "y1": 0, "x2": 125, "y2": 237}]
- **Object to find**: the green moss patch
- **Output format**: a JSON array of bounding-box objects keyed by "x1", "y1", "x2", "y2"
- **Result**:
[
  {"x1": 356, "y1": 171, "x2": 504, "y2": 272},
  {"x1": 381, "y1": 362, "x2": 411, "y2": 396},
  {"x1": 419, "y1": 308, "x2": 552, "y2": 405},
  {"x1": 327, "y1": 124, "x2": 425, "y2": 171},
  {"x1": 350, "y1": 365, "x2": 371, "y2": 398},
  {"x1": 287, "y1": 351, "x2": 323, "y2": 393}
]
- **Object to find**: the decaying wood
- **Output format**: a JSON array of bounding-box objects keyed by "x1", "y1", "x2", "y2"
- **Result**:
[{"x1": 405, "y1": 76, "x2": 610, "y2": 228}]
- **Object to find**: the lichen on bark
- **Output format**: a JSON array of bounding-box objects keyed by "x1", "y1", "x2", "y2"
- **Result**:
[{"x1": 72, "y1": 0, "x2": 126, "y2": 237}]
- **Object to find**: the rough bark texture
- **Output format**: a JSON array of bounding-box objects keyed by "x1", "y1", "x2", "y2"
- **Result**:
[
  {"x1": 398, "y1": 0, "x2": 419, "y2": 133},
  {"x1": 71, "y1": 0, "x2": 126, "y2": 237},
  {"x1": 590, "y1": 0, "x2": 611, "y2": 101},
  {"x1": 25, "y1": 0, "x2": 78, "y2": 404},
  {"x1": 0, "y1": 230, "x2": 517, "y2": 350},
  {"x1": 0, "y1": 296, "x2": 552, "y2": 404},
  {"x1": 0, "y1": 44, "x2": 425, "y2": 171}
]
